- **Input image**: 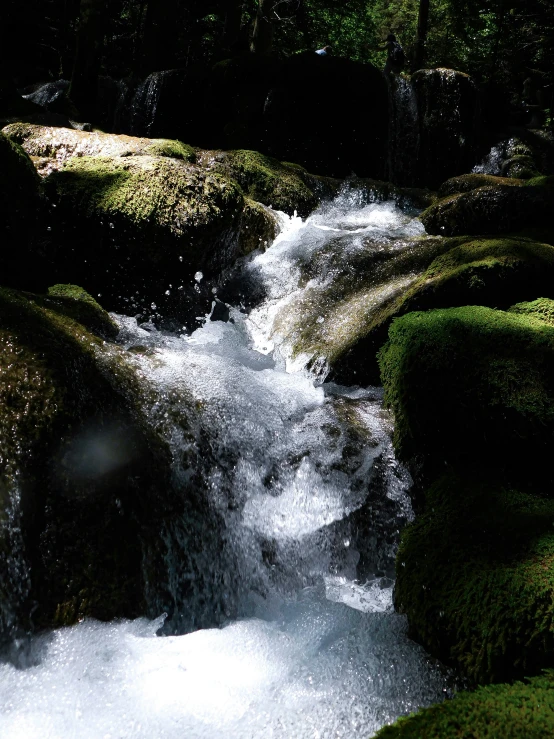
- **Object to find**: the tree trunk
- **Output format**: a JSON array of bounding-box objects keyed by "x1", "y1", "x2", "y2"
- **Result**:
[
  {"x1": 413, "y1": 0, "x2": 430, "y2": 71},
  {"x1": 251, "y1": 0, "x2": 276, "y2": 55},
  {"x1": 69, "y1": 0, "x2": 105, "y2": 120}
]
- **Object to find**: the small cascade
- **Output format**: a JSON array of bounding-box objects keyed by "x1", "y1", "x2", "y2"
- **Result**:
[
  {"x1": 0, "y1": 192, "x2": 452, "y2": 737},
  {"x1": 129, "y1": 71, "x2": 169, "y2": 137},
  {"x1": 387, "y1": 76, "x2": 419, "y2": 186},
  {"x1": 0, "y1": 481, "x2": 31, "y2": 639}
]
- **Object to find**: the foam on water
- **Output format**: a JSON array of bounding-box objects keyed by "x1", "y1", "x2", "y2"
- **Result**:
[
  {"x1": 0, "y1": 588, "x2": 447, "y2": 739},
  {"x1": 0, "y1": 193, "x2": 450, "y2": 737}
]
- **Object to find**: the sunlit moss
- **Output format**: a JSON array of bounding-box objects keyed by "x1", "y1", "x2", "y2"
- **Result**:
[{"x1": 376, "y1": 671, "x2": 554, "y2": 737}]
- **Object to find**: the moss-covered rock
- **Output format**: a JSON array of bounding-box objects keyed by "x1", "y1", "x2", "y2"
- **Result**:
[
  {"x1": 292, "y1": 236, "x2": 554, "y2": 386},
  {"x1": 0, "y1": 286, "x2": 236, "y2": 637},
  {"x1": 43, "y1": 153, "x2": 245, "y2": 319},
  {"x1": 378, "y1": 305, "x2": 554, "y2": 484},
  {"x1": 43, "y1": 283, "x2": 119, "y2": 338},
  {"x1": 502, "y1": 154, "x2": 541, "y2": 179},
  {"x1": 509, "y1": 297, "x2": 554, "y2": 326},
  {"x1": 376, "y1": 672, "x2": 554, "y2": 738},
  {"x1": 437, "y1": 173, "x2": 522, "y2": 198},
  {"x1": 203, "y1": 148, "x2": 341, "y2": 217},
  {"x1": 421, "y1": 181, "x2": 554, "y2": 236},
  {"x1": 237, "y1": 198, "x2": 279, "y2": 255},
  {"x1": 393, "y1": 474, "x2": 554, "y2": 684},
  {"x1": 3, "y1": 123, "x2": 196, "y2": 173},
  {"x1": 0, "y1": 286, "x2": 169, "y2": 634}
]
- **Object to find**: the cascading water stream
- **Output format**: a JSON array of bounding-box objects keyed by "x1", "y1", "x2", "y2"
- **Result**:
[{"x1": 0, "y1": 192, "x2": 451, "y2": 737}]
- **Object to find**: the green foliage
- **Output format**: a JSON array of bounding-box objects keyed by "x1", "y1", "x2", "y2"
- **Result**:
[{"x1": 376, "y1": 671, "x2": 554, "y2": 738}]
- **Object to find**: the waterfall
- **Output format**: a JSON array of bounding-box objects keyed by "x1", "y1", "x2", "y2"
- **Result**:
[
  {"x1": 0, "y1": 191, "x2": 451, "y2": 737},
  {"x1": 130, "y1": 71, "x2": 169, "y2": 137},
  {"x1": 387, "y1": 76, "x2": 419, "y2": 186}
]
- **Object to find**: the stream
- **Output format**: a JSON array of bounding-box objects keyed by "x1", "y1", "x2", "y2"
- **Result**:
[{"x1": 0, "y1": 191, "x2": 450, "y2": 737}]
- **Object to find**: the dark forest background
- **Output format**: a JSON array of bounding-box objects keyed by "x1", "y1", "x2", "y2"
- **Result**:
[{"x1": 3, "y1": 0, "x2": 553, "y2": 116}]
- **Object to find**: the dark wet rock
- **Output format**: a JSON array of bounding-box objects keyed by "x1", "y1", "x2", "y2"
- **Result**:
[
  {"x1": 421, "y1": 180, "x2": 554, "y2": 236},
  {"x1": 412, "y1": 68, "x2": 479, "y2": 188},
  {"x1": 0, "y1": 286, "x2": 236, "y2": 638},
  {"x1": 0, "y1": 131, "x2": 47, "y2": 290},
  {"x1": 437, "y1": 172, "x2": 523, "y2": 198},
  {"x1": 263, "y1": 54, "x2": 388, "y2": 179}
]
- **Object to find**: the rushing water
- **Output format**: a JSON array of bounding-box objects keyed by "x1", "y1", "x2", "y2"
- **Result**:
[{"x1": 0, "y1": 193, "x2": 450, "y2": 737}]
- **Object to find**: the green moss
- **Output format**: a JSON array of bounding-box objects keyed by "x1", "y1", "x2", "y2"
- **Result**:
[
  {"x1": 394, "y1": 474, "x2": 554, "y2": 684},
  {"x1": 238, "y1": 198, "x2": 279, "y2": 255},
  {"x1": 46, "y1": 154, "x2": 244, "y2": 262},
  {"x1": 43, "y1": 284, "x2": 119, "y2": 338},
  {"x1": 378, "y1": 305, "x2": 554, "y2": 478},
  {"x1": 376, "y1": 672, "x2": 554, "y2": 738},
  {"x1": 438, "y1": 173, "x2": 523, "y2": 198},
  {"x1": 502, "y1": 154, "x2": 541, "y2": 180},
  {"x1": 211, "y1": 149, "x2": 340, "y2": 216},
  {"x1": 526, "y1": 175, "x2": 554, "y2": 188},
  {"x1": 0, "y1": 286, "x2": 173, "y2": 630},
  {"x1": 509, "y1": 298, "x2": 554, "y2": 326},
  {"x1": 144, "y1": 138, "x2": 196, "y2": 162},
  {"x1": 421, "y1": 184, "x2": 554, "y2": 237}
]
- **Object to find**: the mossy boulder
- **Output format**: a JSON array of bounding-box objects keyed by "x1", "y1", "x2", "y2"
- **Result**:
[
  {"x1": 509, "y1": 297, "x2": 554, "y2": 326},
  {"x1": 3, "y1": 122, "x2": 196, "y2": 174},
  {"x1": 421, "y1": 180, "x2": 554, "y2": 236},
  {"x1": 378, "y1": 305, "x2": 554, "y2": 485},
  {"x1": 376, "y1": 672, "x2": 554, "y2": 738},
  {"x1": 437, "y1": 173, "x2": 522, "y2": 198},
  {"x1": 0, "y1": 286, "x2": 234, "y2": 638},
  {"x1": 0, "y1": 287, "x2": 169, "y2": 634},
  {"x1": 296, "y1": 236, "x2": 554, "y2": 386},
  {"x1": 43, "y1": 153, "x2": 245, "y2": 321},
  {"x1": 43, "y1": 283, "x2": 119, "y2": 338},
  {"x1": 394, "y1": 474, "x2": 554, "y2": 684},
  {"x1": 202, "y1": 148, "x2": 340, "y2": 217}
]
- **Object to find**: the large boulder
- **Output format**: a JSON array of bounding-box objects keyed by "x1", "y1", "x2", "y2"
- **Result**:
[
  {"x1": 284, "y1": 235, "x2": 554, "y2": 387},
  {"x1": 263, "y1": 54, "x2": 389, "y2": 178},
  {"x1": 378, "y1": 305, "x2": 554, "y2": 486},
  {"x1": 393, "y1": 473, "x2": 554, "y2": 684},
  {"x1": 421, "y1": 178, "x2": 554, "y2": 237},
  {"x1": 0, "y1": 286, "x2": 235, "y2": 638}
]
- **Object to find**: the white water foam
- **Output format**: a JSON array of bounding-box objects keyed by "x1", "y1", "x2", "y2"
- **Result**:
[{"x1": 0, "y1": 195, "x2": 450, "y2": 737}]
